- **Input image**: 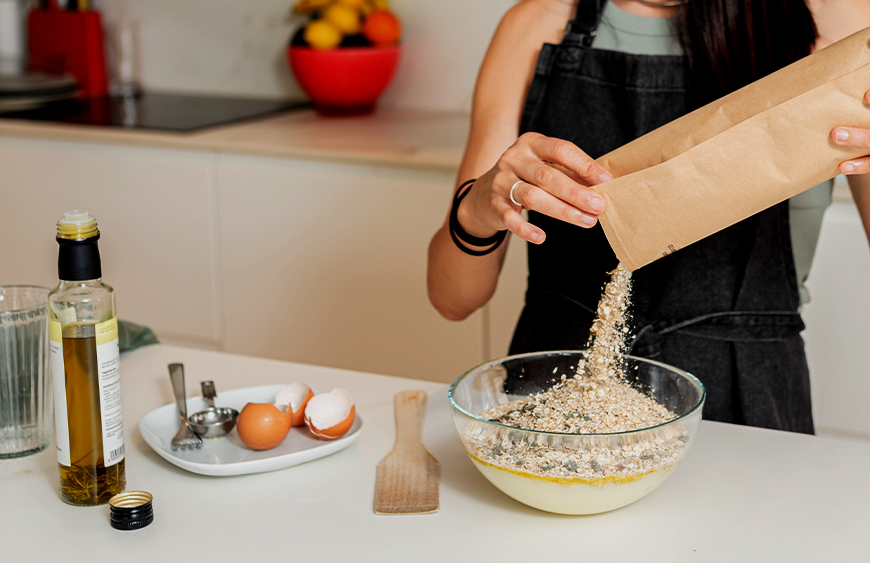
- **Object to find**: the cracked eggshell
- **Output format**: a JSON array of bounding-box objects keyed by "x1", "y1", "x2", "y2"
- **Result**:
[
  {"x1": 275, "y1": 382, "x2": 315, "y2": 427},
  {"x1": 304, "y1": 388, "x2": 355, "y2": 440}
]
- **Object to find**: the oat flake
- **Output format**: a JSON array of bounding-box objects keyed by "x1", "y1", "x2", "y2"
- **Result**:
[{"x1": 468, "y1": 265, "x2": 687, "y2": 480}]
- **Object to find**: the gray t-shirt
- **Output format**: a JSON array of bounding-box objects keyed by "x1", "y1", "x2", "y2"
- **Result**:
[{"x1": 590, "y1": 1, "x2": 832, "y2": 303}]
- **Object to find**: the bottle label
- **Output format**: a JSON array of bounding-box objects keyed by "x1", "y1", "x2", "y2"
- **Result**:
[
  {"x1": 49, "y1": 319, "x2": 71, "y2": 467},
  {"x1": 95, "y1": 318, "x2": 125, "y2": 467},
  {"x1": 49, "y1": 317, "x2": 125, "y2": 468}
]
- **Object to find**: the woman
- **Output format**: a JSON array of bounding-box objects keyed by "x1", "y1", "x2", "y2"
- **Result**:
[{"x1": 427, "y1": 0, "x2": 870, "y2": 433}]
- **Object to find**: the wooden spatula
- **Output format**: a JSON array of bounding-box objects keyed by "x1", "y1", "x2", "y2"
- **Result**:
[{"x1": 374, "y1": 390, "x2": 440, "y2": 514}]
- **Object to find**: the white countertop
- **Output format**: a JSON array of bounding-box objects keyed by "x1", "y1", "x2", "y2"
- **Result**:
[
  {"x1": 1, "y1": 344, "x2": 867, "y2": 561},
  {"x1": 0, "y1": 108, "x2": 469, "y2": 171}
]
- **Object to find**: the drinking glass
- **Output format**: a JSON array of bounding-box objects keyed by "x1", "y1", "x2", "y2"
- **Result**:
[{"x1": 0, "y1": 285, "x2": 52, "y2": 458}]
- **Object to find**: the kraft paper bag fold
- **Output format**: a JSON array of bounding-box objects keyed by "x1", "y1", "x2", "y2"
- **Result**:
[{"x1": 592, "y1": 27, "x2": 870, "y2": 272}]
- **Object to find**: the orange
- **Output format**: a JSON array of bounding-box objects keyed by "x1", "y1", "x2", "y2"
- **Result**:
[
  {"x1": 304, "y1": 20, "x2": 342, "y2": 50},
  {"x1": 362, "y1": 10, "x2": 401, "y2": 46}
]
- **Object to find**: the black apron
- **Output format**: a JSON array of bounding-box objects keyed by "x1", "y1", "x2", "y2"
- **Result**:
[{"x1": 508, "y1": 0, "x2": 814, "y2": 434}]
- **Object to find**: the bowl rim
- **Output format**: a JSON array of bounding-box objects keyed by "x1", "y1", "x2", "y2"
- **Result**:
[
  {"x1": 448, "y1": 350, "x2": 707, "y2": 438},
  {"x1": 287, "y1": 44, "x2": 402, "y2": 53}
]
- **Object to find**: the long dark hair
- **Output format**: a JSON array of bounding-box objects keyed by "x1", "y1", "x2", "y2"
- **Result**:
[{"x1": 676, "y1": 0, "x2": 818, "y2": 104}]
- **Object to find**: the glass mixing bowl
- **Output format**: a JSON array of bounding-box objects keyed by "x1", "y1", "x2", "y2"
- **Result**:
[{"x1": 449, "y1": 351, "x2": 705, "y2": 515}]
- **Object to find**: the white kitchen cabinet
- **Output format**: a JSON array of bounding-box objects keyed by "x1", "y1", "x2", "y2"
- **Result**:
[
  {"x1": 0, "y1": 133, "x2": 487, "y2": 383},
  {"x1": 215, "y1": 154, "x2": 482, "y2": 383},
  {"x1": 803, "y1": 200, "x2": 870, "y2": 440},
  {"x1": 0, "y1": 136, "x2": 221, "y2": 347}
]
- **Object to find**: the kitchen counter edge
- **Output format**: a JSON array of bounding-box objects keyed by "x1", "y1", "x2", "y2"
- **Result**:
[{"x1": 0, "y1": 108, "x2": 469, "y2": 172}]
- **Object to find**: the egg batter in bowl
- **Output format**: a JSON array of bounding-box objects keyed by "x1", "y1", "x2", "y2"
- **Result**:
[{"x1": 449, "y1": 351, "x2": 704, "y2": 515}]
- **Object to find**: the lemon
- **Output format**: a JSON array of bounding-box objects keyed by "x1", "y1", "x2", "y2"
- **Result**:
[
  {"x1": 303, "y1": 20, "x2": 342, "y2": 50},
  {"x1": 336, "y1": 0, "x2": 366, "y2": 8},
  {"x1": 323, "y1": 4, "x2": 361, "y2": 35}
]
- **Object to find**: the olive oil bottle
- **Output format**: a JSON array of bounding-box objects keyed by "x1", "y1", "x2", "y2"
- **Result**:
[{"x1": 48, "y1": 211, "x2": 125, "y2": 506}]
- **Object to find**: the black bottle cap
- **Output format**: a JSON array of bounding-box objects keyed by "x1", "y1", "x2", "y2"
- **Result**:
[
  {"x1": 55, "y1": 210, "x2": 102, "y2": 281},
  {"x1": 57, "y1": 235, "x2": 102, "y2": 281},
  {"x1": 109, "y1": 491, "x2": 154, "y2": 531}
]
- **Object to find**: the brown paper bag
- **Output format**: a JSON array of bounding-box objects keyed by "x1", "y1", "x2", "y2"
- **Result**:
[{"x1": 592, "y1": 27, "x2": 870, "y2": 271}]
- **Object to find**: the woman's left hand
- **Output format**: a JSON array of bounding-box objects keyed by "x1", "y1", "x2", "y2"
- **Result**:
[{"x1": 832, "y1": 89, "x2": 870, "y2": 174}]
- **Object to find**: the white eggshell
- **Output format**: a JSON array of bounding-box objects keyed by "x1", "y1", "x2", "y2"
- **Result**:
[
  {"x1": 275, "y1": 382, "x2": 312, "y2": 413},
  {"x1": 305, "y1": 388, "x2": 354, "y2": 430}
]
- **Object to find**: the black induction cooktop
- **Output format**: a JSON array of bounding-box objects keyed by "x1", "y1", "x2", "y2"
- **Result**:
[{"x1": 0, "y1": 93, "x2": 309, "y2": 133}]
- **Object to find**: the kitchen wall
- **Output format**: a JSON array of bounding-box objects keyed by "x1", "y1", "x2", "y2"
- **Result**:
[{"x1": 87, "y1": 0, "x2": 514, "y2": 112}]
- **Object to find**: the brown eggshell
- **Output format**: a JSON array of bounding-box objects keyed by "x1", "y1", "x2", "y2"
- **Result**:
[
  {"x1": 290, "y1": 387, "x2": 315, "y2": 427},
  {"x1": 237, "y1": 402, "x2": 292, "y2": 450},
  {"x1": 305, "y1": 405, "x2": 355, "y2": 440}
]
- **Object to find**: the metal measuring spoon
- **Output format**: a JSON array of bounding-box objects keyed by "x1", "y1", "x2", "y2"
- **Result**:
[{"x1": 187, "y1": 380, "x2": 239, "y2": 439}]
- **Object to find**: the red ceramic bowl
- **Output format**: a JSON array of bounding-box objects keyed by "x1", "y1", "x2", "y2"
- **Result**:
[{"x1": 287, "y1": 45, "x2": 401, "y2": 115}]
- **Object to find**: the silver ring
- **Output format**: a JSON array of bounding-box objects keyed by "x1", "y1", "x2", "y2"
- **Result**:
[{"x1": 509, "y1": 180, "x2": 523, "y2": 207}]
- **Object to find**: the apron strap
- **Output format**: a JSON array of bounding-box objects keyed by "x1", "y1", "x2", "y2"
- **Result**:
[
  {"x1": 567, "y1": 0, "x2": 606, "y2": 46},
  {"x1": 523, "y1": 288, "x2": 803, "y2": 343},
  {"x1": 631, "y1": 310, "x2": 806, "y2": 348}
]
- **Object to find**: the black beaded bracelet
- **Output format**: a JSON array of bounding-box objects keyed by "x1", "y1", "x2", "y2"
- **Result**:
[{"x1": 449, "y1": 179, "x2": 507, "y2": 256}]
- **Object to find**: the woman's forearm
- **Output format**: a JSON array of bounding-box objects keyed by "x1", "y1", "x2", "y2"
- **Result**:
[{"x1": 427, "y1": 221, "x2": 508, "y2": 321}]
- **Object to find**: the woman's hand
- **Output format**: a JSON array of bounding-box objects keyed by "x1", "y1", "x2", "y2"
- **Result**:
[
  {"x1": 456, "y1": 132, "x2": 614, "y2": 245},
  {"x1": 832, "y1": 89, "x2": 870, "y2": 174}
]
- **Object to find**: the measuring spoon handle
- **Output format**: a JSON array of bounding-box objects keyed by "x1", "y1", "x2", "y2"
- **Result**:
[{"x1": 168, "y1": 363, "x2": 188, "y2": 424}]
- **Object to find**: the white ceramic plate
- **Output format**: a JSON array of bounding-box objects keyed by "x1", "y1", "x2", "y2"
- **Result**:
[{"x1": 139, "y1": 384, "x2": 363, "y2": 476}]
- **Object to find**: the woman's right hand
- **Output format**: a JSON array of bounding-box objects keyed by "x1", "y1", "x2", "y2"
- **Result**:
[{"x1": 456, "y1": 132, "x2": 615, "y2": 245}]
